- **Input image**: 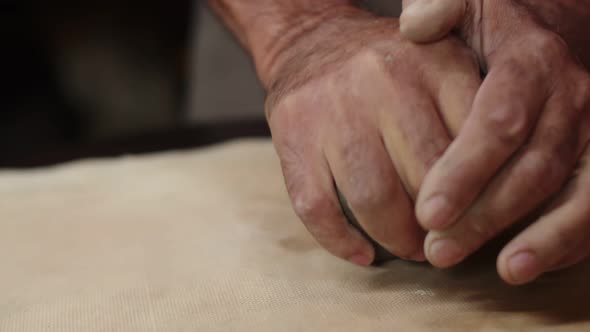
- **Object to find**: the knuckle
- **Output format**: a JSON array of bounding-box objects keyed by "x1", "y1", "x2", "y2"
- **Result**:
[
  {"x1": 484, "y1": 104, "x2": 530, "y2": 145},
  {"x1": 292, "y1": 192, "x2": 350, "y2": 248},
  {"x1": 522, "y1": 151, "x2": 568, "y2": 195},
  {"x1": 291, "y1": 191, "x2": 334, "y2": 223}
]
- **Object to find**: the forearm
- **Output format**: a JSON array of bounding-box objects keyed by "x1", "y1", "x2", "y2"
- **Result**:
[{"x1": 207, "y1": 0, "x2": 356, "y2": 85}]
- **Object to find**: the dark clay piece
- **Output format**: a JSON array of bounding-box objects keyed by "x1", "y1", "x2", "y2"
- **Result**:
[{"x1": 337, "y1": 189, "x2": 397, "y2": 265}]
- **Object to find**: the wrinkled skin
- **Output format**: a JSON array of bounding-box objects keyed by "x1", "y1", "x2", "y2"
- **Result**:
[
  {"x1": 401, "y1": 0, "x2": 590, "y2": 285},
  {"x1": 265, "y1": 7, "x2": 482, "y2": 265}
]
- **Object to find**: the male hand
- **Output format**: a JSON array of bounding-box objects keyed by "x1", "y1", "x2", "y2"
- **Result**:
[
  {"x1": 400, "y1": 0, "x2": 590, "y2": 284},
  {"x1": 264, "y1": 6, "x2": 481, "y2": 265}
]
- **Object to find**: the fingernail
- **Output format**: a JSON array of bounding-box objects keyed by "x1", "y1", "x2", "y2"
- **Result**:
[
  {"x1": 349, "y1": 254, "x2": 373, "y2": 267},
  {"x1": 418, "y1": 195, "x2": 453, "y2": 229},
  {"x1": 508, "y1": 251, "x2": 540, "y2": 284},
  {"x1": 401, "y1": 0, "x2": 433, "y2": 37},
  {"x1": 428, "y1": 238, "x2": 464, "y2": 267}
]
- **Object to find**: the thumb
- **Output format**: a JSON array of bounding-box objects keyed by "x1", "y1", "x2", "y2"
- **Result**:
[{"x1": 400, "y1": 0, "x2": 467, "y2": 43}]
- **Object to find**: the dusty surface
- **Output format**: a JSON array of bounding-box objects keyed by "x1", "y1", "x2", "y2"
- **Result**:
[{"x1": 1, "y1": 139, "x2": 589, "y2": 331}]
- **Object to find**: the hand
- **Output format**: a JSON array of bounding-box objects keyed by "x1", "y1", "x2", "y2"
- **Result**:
[
  {"x1": 400, "y1": 0, "x2": 590, "y2": 284},
  {"x1": 264, "y1": 6, "x2": 481, "y2": 265}
]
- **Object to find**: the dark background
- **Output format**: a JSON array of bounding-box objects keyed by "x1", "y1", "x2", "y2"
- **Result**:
[{"x1": 1, "y1": 0, "x2": 270, "y2": 168}]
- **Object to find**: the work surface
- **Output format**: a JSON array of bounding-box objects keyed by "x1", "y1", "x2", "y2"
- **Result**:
[{"x1": 1, "y1": 139, "x2": 589, "y2": 331}]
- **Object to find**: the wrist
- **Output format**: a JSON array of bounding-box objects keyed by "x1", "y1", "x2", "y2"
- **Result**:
[{"x1": 245, "y1": 1, "x2": 363, "y2": 86}]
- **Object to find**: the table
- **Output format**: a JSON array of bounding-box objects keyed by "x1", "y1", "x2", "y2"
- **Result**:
[{"x1": 1, "y1": 139, "x2": 589, "y2": 331}]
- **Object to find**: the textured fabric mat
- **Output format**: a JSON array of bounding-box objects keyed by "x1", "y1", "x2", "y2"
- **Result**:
[{"x1": 1, "y1": 139, "x2": 589, "y2": 331}]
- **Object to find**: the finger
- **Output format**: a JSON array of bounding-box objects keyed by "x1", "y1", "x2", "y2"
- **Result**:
[
  {"x1": 424, "y1": 37, "x2": 481, "y2": 136},
  {"x1": 400, "y1": 0, "x2": 466, "y2": 43},
  {"x1": 549, "y1": 241, "x2": 590, "y2": 272},
  {"x1": 326, "y1": 129, "x2": 425, "y2": 261},
  {"x1": 424, "y1": 93, "x2": 583, "y2": 268},
  {"x1": 378, "y1": 82, "x2": 451, "y2": 198},
  {"x1": 337, "y1": 189, "x2": 402, "y2": 263},
  {"x1": 274, "y1": 136, "x2": 375, "y2": 266},
  {"x1": 436, "y1": 59, "x2": 481, "y2": 136},
  {"x1": 497, "y1": 147, "x2": 590, "y2": 285},
  {"x1": 416, "y1": 59, "x2": 547, "y2": 231}
]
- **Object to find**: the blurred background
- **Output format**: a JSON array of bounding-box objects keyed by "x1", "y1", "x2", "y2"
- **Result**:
[{"x1": 1, "y1": 1, "x2": 400, "y2": 168}]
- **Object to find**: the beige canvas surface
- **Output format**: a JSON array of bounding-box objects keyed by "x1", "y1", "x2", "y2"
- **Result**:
[{"x1": 1, "y1": 139, "x2": 589, "y2": 331}]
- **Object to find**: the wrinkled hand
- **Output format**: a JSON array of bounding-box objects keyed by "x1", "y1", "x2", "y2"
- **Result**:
[
  {"x1": 264, "y1": 6, "x2": 481, "y2": 265},
  {"x1": 401, "y1": 0, "x2": 590, "y2": 284}
]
